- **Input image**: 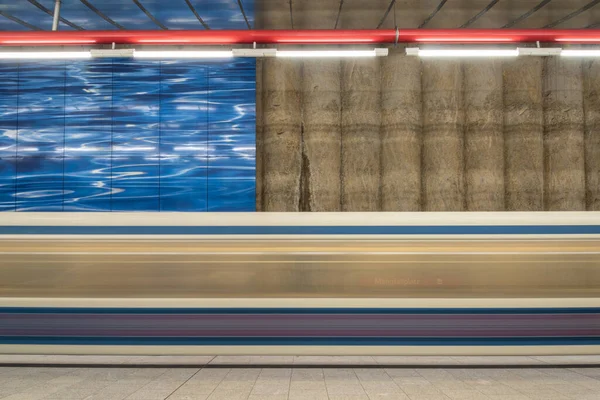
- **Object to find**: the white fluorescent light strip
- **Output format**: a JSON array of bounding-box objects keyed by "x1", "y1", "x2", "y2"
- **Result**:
[
  {"x1": 0, "y1": 48, "x2": 388, "y2": 60},
  {"x1": 276, "y1": 49, "x2": 387, "y2": 58},
  {"x1": 134, "y1": 50, "x2": 233, "y2": 59},
  {"x1": 409, "y1": 49, "x2": 518, "y2": 57},
  {"x1": 561, "y1": 49, "x2": 600, "y2": 57},
  {"x1": 0, "y1": 51, "x2": 91, "y2": 59}
]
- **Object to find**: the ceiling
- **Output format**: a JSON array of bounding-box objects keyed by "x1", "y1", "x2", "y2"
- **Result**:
[
  {"x1": 0, "y1": 0, "x2": 253, "y2": 31},
  {"x1": 258, "y1": 0, "x2": 600, "y2": 30},
  {"x1": 0, "y1": 0, "x2": 600, "y2": 32}
]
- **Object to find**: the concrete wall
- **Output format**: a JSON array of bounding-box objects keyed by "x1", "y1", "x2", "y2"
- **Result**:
[
  {"x1": 255, "y1": 0, "x2": 598, "y2": 212},
  {"x1": 257, "y1": 50, "x2": 600, "y2": 211}
]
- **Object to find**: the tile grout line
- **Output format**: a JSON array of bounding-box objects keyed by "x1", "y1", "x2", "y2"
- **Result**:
[
  {"x1": 61, "y1": 60, "x2": 66, "y2": 211},
  {"x1": 413, "y1": 367, "x2": 453, "y2": 399},
  {"x1": 164, "y1": 355, "x2": 216, "y2": 400},
  {"x1": 286, "y1": 366, "x2": 292, "y2": 400},
  {"x1": 322, "y1": 368, "x2": 330, "y2": 400},
  {"x1": 244, "y1": 366, "x2": 263, "y2": 400},
  {"x1": 352, "y1": 367, "x2": 374, "y2": 399},
  {"x1": 382, "y1": 366, "x2": 412, "y2": 399},
  {"x1": 14, "y1": 61, "x2": 19, "y2": 211},
  {"x1": 109, "y1": 58, "x2": 114, "y2": 211},
  {"x1": 120, "y1": 367, "x2": 172, "y2": 400},
  {"x1": 201, "y1": 363, "x2": 232, "y2": 400},
  {"x1": 158, "y1": 60, "x2": 162, "y2": 211},
  {"x1": 206, "y1": 65, "x2": 209, "y2": 211}
]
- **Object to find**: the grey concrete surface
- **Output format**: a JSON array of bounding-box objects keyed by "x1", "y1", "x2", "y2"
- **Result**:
[
  {"x1": 259, "y1": 2, "x2": 302, "y2": 211},
  {"x1": 257, "y1": 51, "x2": 600, "y2": 212},
  {"x1": 584, "y1": 59, "x2": 600, "y2": 211},
  {"x1": 422, "y1": 61, "x2": 464, "y2": 211},
  {"x1": 255, "y1": 58, "x2": 263, "y2": 212},
  {"x1": 502, "y1": 57, "x2": 544, "y2": 211},
  {"x1": 255, "y1": 1, "x2": 600, "y2": 212},
  {"x1": 301, "y1": 59, "x2": 342, "y2": 211},
  {"x1": 1, "y1": 356, "x2": 599, "y2": 400},
  {"x1": 464, "y1": 60, "x2": 504, "y2": 211},
  {"x1": 543, "y1": 58, "x2": 586, "y2": 211},
  {"x1": 295, "y1": 1, "x2": 342, "y2": 212},
  {"x1": 261, "y1": 57, "x2": 302, "y2": 211},
  {"x1": 381, "y1": 51, "x2": 422, "y2": 211},
  {"x1": 340, "y1": 57, "x2": 381, "y2": 211}
]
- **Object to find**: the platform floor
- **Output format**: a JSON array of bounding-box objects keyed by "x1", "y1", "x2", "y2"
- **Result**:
[{"x1": 0, "y1": 356, "x2": 599, "y2": 400}]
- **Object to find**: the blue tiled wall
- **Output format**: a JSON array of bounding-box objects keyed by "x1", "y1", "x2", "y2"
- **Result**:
[{"x1": 0, "y1": 59, "x2": 256, "y2": 211}]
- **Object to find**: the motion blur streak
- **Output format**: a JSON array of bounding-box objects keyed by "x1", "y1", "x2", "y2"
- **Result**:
[
  {"x1": 1, "y1": 239, "x2": 600, "y2": 298},
  {"x1": 0, "y1": 212, "x2": 599, "y2": 355}
]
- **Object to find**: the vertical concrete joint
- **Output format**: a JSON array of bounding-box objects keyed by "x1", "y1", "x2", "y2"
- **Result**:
[
  {"x1": 503, "y1": 57, "x2": 544, "y2": 211},
  {"x1": 543, "y1": 57, "x2": 585, "y2": 211},
  {"x1": 258, "y1": 1, "x2": 303, "y2": 211},
  {"x1": 422, "y1": 61, "x2": 465, "y2": 211},
  {"x1": 381, "y1": 48, "x2": 422, "y2": 211},
  {"x1": 584, "y1": 59, "x2": 600, "y2": 210},
  {"x1": 298, "y1": 118, "x2": 312, "y2": 211},
  {"x1": 341, "y1": 58, "x2": 382, "y2": 211},
  {"x1": 262, "y1": 58, "x2": 303, "y2": 211},
  {"x1": 255, "y1": 59, "x2": 263, "y2": 211},
  {"x1": 464, "y1": 60, "x2": 505, "y2": 211},
  {"x1": 300, "y1": 58, "x2": 342, "y2": 211}
]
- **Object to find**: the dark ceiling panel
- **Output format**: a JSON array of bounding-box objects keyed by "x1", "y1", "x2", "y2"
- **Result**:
[
  {"x1": 35, "y1": 0, "x2": 118, "y2": 30},
  {"x1": 0, "y1": 1, "x2": 72, "y2": 30},
  {"x1": 1, "y1": 0, "x2": 598, "y2": 31},
  {"x1": 76, "y1": 0, "x2": 162, "y2": 29},
  {"x1": 0, "y1": 11, "x2": 38, "y2": 30},
  {"x1": 184, "y1": 0, "x2": 253, "y2": 29},
  {"x1": 0, "y1": 0, "x2": 255, "y2": 30},
  {"x1": 453, "y1": 0, "x2": 597, "y2": 29},
  {"x1": 28, "y1": 0, "x2": 83, "y2": 30},
  {"x1": 132, "y1": 0, "x2": 207, "y2": 29},
  {"x1": 132, "y1": 0, "x2": 169, "y2": 29}
]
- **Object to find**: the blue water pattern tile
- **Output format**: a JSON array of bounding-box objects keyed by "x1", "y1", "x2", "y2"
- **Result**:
[
  {"x1": 0, "y1": 59, "x2": 256, "y2": 211},
  {"x1": 111, "y1": 155, "x2": 160, "y2": 211},
  {"x1": 0, "y1": 107, "x2": 17, "y2": 157},
  {"x1": 63, "y1": 156, "x2": 112, "y2": 212},
  {"x1": 160, "y1": 156, "x2": 208, "y2": 211},
  {"x1": 0, "y1": 157, "x2": 15, "y2": 211},
  {"x1": 209, "y1": 60, "x2": 255, "y2": 159},
  {"x1": 15, "y1": 156, "x2": 65, "y2": 211},
  {"x1": 208, "y1": 178, "x2": 255, "y2": 211},
  {"x1": 208, "y1": 156, "x2": 255, "y2": 211},
  {"x1": 18, "y1": 62, "x2": 66, "y2": 109},
  {"x1": 17, "y1": 107, "x2": 65, "y2": 156}
]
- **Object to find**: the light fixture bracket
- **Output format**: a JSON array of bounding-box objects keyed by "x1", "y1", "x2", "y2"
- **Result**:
[
  {"x1": 90, "y1": 48, "x2": 135, "y2": 58},
  {"x1": 232, "y1": 48, "x2": 276, "y2": 57},
  {"x1": 517, "y1": 47, "x2": 562, "y2": 56}
]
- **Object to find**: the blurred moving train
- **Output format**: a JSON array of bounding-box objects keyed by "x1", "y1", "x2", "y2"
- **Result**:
[{"x1": 0, "y1": 212, "x2": 599, "y2": 355}]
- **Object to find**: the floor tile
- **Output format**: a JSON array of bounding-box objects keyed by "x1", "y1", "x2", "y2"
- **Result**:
[
  {"x1": 0, "y1": 357, "x2": 597, "y2": 400},
  {"x1": 288, "y1": 389, "x2": 329, "y2": 400},
  {"x1": 440, "y1": 389, "x2": 490, "y2": 400}
]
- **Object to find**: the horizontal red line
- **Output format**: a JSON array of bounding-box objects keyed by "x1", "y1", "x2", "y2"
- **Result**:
[{"x1": 0, "y1": 29, "x2": 600, "y2": 46}]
